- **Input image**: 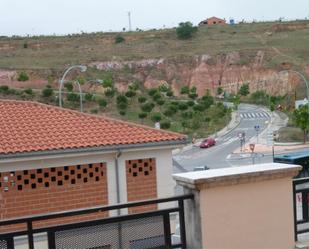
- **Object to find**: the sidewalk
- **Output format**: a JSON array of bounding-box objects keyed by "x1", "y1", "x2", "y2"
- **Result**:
[
  {"x1": 173, "y1": 111, "x2": 241, "y2": 155},
  {"x1": 232, "y1": 110, "x2": 309, "y2": 156}
]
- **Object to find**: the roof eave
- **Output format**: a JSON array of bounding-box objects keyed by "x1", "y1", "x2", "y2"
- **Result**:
[{"x1": 0, "y1": 139, "x2": 189, "y2": 160}]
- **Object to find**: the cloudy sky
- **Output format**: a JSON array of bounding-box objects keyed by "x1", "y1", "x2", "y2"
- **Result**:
[{"x1": 1, "y1": 0, "x2": 309, "y2": 36}]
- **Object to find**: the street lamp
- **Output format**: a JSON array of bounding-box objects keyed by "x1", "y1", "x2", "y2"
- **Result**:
[
  {"x1": 279, "y1": 70, "x2": 309, "y2": 114},
  {"x1": 59, "y1": 65, "x2": 87, "y2": 108}
]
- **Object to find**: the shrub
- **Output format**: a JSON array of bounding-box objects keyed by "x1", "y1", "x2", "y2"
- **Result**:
[
  {"x1": 158, "y1": 84, "x2": 169, "y2": 92},
  {"x1": 0, "y1": 85, "x2": 9, "y2": 94},
  {"x1": 166, "y1": 90, "x2": 174, "y2": 97},
  {"x1": 160, "y1": 120, "x2": 171, "y2": 129},
  {"x1": 119, "y1": 110, "x2": 126, "y2": 116},
  {"x1": 138, "y1": 112, "x2": 148, "y2": 119},
  {"x1": 193, "y1": 104, "x2": 205, "y2": 112},
  {"x1": 239, "y1": 83, "x2": 250, "y2": 96},
  {"x1": 64, "y1": 82, "x2": 73, "y2": 91},
  {"x1": 181, "y1": 111, "x2": 193, "y2": 119},
  {"x1": 187, "y1": 100, "x2": 195, "y2": 107},
  {"x1": 151, "y1": 113, "x2": 162, "y2": 122},
  {"x1": 176, "y1": 22, "x2": 198, "y2": 39},
  {"x1": 42, "y1": 85, "x2": 54, "y2": 97},
  {"x1": 85, "y1": 93, "x2": 94, "y2": 101},
  {"x1": 117, "y1": 102, "x2": 128, "y2": 110},
  {"x1": 156, "y1": 99, "x2": 165, "y2": 106},
  {"x1": 180, "y1": 86, "x2": 190, "y2": 94},
  {"x1": 141, "y1": 102, "x2": 154, "y2": 113},
  {"x1": 24, "y1": 88, "x2": 34, "y2": 95},
  {"x1": 23, "y1": 42, "x2": 28, "y2": 49},
  {"x1": 148, "y1": 88, "x2": 158, "y2": 97},
  {"x1": 105, "y1": 88, "x2": 115, "y2": 98},
  {"x1": 152, "y1": 92, "x2": 162, "y2": 101},
  {"x1": 116, "y1": 95, "x2": 128, "y2": 104},
  {"x1": 67, "y1": 92, "x2": 79, "y2": 102},
  {"x1": 138, "y1": 96, "x2": 147, "y2": 103},
  {"x1": 115, "y1": 34, "x2": 125, "y2": 44},
  {"x1": 97, "y1": 98, "x2": 107, "y2": 107},
  {"x1": 178, "y1": 102, "x2": 188, "y2": 111},
  {"x1": 189, "y1": 93, "x2": 198, "y2": 99},
  {"x1": 102, "y1": 78, "x2": 113, "y2": 88},
  {"x1": 125, "y1": 90, "x2": 136, "y2": 98},
  {"x1": 17, "y1": 72, "x2": 29, "y2": 81}
]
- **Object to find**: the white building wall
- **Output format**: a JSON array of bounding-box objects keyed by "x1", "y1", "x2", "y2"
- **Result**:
[{"x1": 0, "y1": 146, "x2": 176, "y2": 211}]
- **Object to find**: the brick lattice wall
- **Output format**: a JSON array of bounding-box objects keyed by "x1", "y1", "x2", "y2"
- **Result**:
[
  {"x1": 126, "y1": 158, "x2": 157, "y2": 213},
  {"x1": 0, "y1": 163, "x2": 108, "y2": 232}
]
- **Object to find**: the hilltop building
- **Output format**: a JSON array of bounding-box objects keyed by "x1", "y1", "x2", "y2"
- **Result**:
[{"x1": 199, "y1": 16, "x2": 226, "y2": 26}]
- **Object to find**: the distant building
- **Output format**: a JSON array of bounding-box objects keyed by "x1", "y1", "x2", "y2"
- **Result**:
[{"x1": 199, "y1": 17, "x2": 226, "y2": 26}]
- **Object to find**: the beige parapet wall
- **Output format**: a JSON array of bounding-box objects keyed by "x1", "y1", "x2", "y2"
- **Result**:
[{"x1": 174, "y1": 163, "x2": 302, "y2": 249}]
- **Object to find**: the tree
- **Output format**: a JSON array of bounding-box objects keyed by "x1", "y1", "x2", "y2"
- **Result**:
[
  {"x1": 166, "y1": 90, "x2": 174, "y2": 97},
  {"x1": 0, "y1": 85, "x2": 9, "y2": 94},
  {"x1": 115, "y1": 34, "x2": 125, "y2": 44},
  {"x1": 160, "y1": 120, "x2": 171, "y2": 129},
  {"x1": 125, "y1": 90, "x2": 136, "y2": 98},
  {"x1": 42, "y1": 85, "x2": 54, "y2": 98},
  {"x1": 176, "y1": 22, "x2": 198, "y2": 39},
  {"x1": 97, "y1": 98, "x2": 107, "y2": 107},
  {"x1": 141, "y1": 102, "x2": 154, "y2": 113},
  {"x1": 138, "y1": 112, "x2": 147, "y2": 124},
  {"x1": 17, "y1": 72, "x2": 29, "y2": 81},
  {"x1": 217, "y1": 87, "x2": 223, "y2": 95},
  {"x1": 148, "y1": 88, "x2": 158, "y2": 97},
  {"x1": 102, "y1": 77, "x2": 114, "y2": 88},
  {"x1": 138, "y1": 96, "x2": 147, "y2": 103},
  {"x1": 239, "y1": 83, "x2": 250, "y2": 96},
  {"x1": 64, "y1": 82, "x2": 73, "y2": 92},
  {"x1": 151, "y1": 113, "x2": 162, "y2": 122},
  {"x1": 67, "y1": 92, "x2": 79, "y2": 102},
  {"x1": 178, "y1": 102, "x2": 188, "y2": 111},
  {"x1": 85, "y1": 93, "x2": 94, "y2": 101},
  {"x1": 105, "y1": 88, "x2": 116, "y2": 98},
  {"x1": 293, "y1": 105, "x2": 309, "y2": 143},
  {"x1": 24, "y1": 88, "x2": 34, "y2": 96},
  {"x1": 180, "y1": 86, "x2": 190, "y2": 95}
]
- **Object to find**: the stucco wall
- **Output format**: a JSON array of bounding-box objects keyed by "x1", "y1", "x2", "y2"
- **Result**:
[{"x1": 200, "y1": 177, "x2": 295, "y2": 249}]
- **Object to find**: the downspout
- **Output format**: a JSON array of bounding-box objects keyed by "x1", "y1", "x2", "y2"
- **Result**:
[
  {"x1": 115, "y1": 150, "x2": 122, "y2": 214},
  {"x1": 115, "y1": 150, "x2": 123, "y2": 249}
]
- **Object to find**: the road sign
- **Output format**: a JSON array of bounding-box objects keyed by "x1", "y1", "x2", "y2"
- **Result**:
[{"x1": 254, "y1": 125, "x2": 260, "y2": 132}]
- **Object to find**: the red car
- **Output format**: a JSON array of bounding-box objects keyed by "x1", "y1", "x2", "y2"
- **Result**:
[{"x1": 199, "y1": 138, "x2": 216, "y2": 148}]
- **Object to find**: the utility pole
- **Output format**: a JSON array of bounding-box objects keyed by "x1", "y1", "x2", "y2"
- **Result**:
[{"x1": 128, "y1": 11, "x2": 132, "y2": 31}]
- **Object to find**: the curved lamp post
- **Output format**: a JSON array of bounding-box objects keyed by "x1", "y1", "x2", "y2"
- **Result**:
[
  {"x1": 279, "y1": 70, "x2": 309, "y2": 114},
  {"x1": 59, "y1": 65, "x2": 87, "y2": 108}
]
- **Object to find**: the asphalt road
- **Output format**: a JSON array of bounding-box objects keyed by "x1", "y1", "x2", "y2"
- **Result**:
[{"x1": 173, "y1": 104, "x2": 272, "y2": 173}]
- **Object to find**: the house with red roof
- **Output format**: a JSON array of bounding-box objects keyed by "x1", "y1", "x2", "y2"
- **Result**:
[
  {"x1": 199, "y1": 17, "x2": 226, "y2": 26},
  {"x1": 0, "y1": 100, "x2": 187, "y2": 222}
]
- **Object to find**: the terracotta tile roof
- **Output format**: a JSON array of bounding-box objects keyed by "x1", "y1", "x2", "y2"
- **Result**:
[{"x1": 0, "y1": 100, "x2": 187, "y2": 155}]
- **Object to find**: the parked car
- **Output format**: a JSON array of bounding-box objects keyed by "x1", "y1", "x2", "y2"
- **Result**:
[{"x1": 199, "y1": 138, "x2": 216, "y2": 148}]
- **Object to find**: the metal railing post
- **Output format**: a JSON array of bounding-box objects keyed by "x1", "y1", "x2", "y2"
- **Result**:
[
  {"x1": 293, "y1": 181, "x2": 297, "y2": 241},
  {"x1": 163, "y1": 213, "x2": 171, "y2": 248},
  {"x1": 47, "y1": 231, "x2": 56, "y2": 249},
  {"x1": 178, "y1": 199, "x2": 187, "y2": 249},
  {"x1": 27, "y1": 221, "x2": 34, "y2": 249},
  {"x1": 6, "y1": 238, "x2": 14, "y2": 249}
]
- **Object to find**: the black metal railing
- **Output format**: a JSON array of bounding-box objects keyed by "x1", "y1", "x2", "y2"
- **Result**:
[
  {"x1": 293, "y1": 177, "x2": 309, "y2": 241},
  {"x1": 0, "y1": 194, "x2": 193, "y2": 249}
]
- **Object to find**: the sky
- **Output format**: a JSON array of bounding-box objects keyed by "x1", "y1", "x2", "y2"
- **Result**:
[{"x1": 1, "y1": 0, "x2": 309, "y2": 36}]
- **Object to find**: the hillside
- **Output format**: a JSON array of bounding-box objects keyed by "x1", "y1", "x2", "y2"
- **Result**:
[{"x1": 1, "y1": 20, "x2": 309, "y2": 100}]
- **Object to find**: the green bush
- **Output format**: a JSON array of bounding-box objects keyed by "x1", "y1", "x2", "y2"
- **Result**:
[
  {"x1": 90, "y1": 108, "x2": 98, "y2": 114},
  {"x1": 117, "y1": 102, "x2": 128, "y2": 110},
  {"x1": 138, "y1": 112, "x2": 148, "y2": 119},
  {"x1": 105, "y1": 88, "x2": 116, "y2": 98},
  {"x1": 0, "y1": 85, "x2": 9, "y2": 94},
  {"x1": 156, "y1": 99, "x2": 165, "y2": 106},
  {"x1": 180, "y1": 86, "x2": 190, "y2": 94},
  {"x1": 141, "y1": 102, "x2": 155, "y2": 113},
  {"x1": 125, "y1": 90, "x2": 136, "y2": 98},
  {"x1": 115, "y1": 34, "x2": 125, "y2": 44},
  {"x1": 151, "y1": 113, "x2": 162, "y2": 122},
  {"x1": 67, "y1": 92, "x2": 79, "y2": 102},
  {"x1": 97, "y1": 98, "x2": 107, "y2": 107},
  {"x1": 103, "y1": 78, "x2": 114, "y2": 88},
  {"x1": 116, "y1": 95, "x2": 128, "y2": 104},
  {"x1": 24, "y1": 88, "x2": 34, "y2": 95},
  {"x1": 178, "y1": 102, "x2": 188, "y2": 111},
  {"x1": 138, "y1": 96, "x2": 147, "y2": 103},
  {"x1": 160, "y1": 120, "x2": 171, "y2": 129},
  {"x1": 148, "y1": 88, "x2": 158, "y2": 97},
  {"x1": 42, "y1": 86, "x2": 54, "y2": 97},
  {"x1": 119, "y1": 110, "x2": 126, "y2": 116},
  {"x1": 187, "y1": 100, "x2": 195, "y2": 107},
  {"x1": 17, "y1": 72, "x2": 29, "y2": 81},
  {"x1": 176, "y1": 22, "x2": 198, "y2": 39},
  {"x1": 166, "y1": 90, "x2": 174, "y2": 97},
  {"x1": 85, "y1": 93, "x2": 94, "y2": 101},
  {"x1": 152, "y1": 92, "x2": 162, "y2": 101},
  {"x1": 64, "y1": 82, "x2": 73, "y2": 91}
]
